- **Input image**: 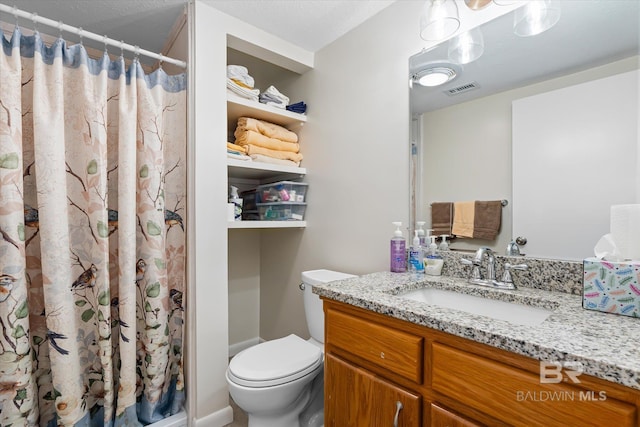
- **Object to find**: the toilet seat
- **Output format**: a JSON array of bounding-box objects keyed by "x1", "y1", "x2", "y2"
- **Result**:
[{"x1": 228, "y1": 334, "x2": 323, "y2": 388}]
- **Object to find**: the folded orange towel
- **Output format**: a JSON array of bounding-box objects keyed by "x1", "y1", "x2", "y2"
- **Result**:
[
  {"x1": 236, "y1": 117, "x2": 298, "y2": 143},
  {"x1": 227, "y1": 142, "x2": 247, "y2": 153},
  {"x1": 234, "y1": 130, "x2": 300, "y2": 153},
  {"x1": 473, "y1": 200, "x2": 502, "y2": 240},
  {"x1": 452, "y1": 201, "x2": 475, "y2": 238},
  {"x1": 244, "y1": 144, "x2": 304, "y2": 163}
]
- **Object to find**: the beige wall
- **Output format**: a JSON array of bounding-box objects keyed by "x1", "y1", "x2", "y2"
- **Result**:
[
  {"x1": 420, "y1": 55, "x2": 639, "y2": 254},
  {"x1": 257, "y1": 1, "x2": 427, "y2": 341}
]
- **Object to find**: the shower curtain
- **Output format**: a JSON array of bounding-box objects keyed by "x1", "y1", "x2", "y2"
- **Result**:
[{"x1": 0, "y1": 27, "x2": 187, "y2": 426}]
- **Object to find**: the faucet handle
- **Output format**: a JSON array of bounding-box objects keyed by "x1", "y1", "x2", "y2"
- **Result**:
[
  {"x1": 501, "y1": 262, "x2": 528, "y2": 286},
  {"x1": 461, "y1": 257, "x2": 482, "y2": 280}
]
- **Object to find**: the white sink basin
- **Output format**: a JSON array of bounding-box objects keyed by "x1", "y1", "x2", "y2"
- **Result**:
[{"x1": 398, "y1": 288, "x2": 552, "y2": 326}]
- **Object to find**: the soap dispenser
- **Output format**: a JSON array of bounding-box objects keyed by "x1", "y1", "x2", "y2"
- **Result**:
[
  {"x1": 416, "y1": 221, "x2": 427, "y2": 246},
  {"x1": 409, "y1": 230, "x2": 425, "y2": 275},
  {"x1": 390, "y1": 222, "x2": 407, "y2": 273},
  {"x1": 425, "y1": 236, "x2": 444, "y2": 276},
  {"x1": 439, "y1": 234, "x2": 450, "y2": 251}
]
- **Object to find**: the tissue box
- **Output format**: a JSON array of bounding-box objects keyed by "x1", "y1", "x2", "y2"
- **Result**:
[{"x1": 583, "y1": 257, "x2": 640, "y2": 318}]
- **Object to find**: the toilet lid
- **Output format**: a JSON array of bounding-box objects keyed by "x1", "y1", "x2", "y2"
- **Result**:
[{"x1": 228, "y1": 334, "x2": 323, "y2": 387}]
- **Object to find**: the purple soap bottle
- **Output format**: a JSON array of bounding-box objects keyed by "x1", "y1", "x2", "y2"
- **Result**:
[{"x1": 390, "y1": 222, "x2": 407, "y2": 273}]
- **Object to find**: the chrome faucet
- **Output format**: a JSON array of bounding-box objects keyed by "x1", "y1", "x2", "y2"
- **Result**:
[
  {"x1": 461, "y1": 247, "x2": 527, "y2": 290},
  {"x1": 461, "y1": 247, "x2": 495, "y2": 281}
]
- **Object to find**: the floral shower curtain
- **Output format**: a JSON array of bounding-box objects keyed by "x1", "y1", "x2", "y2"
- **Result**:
[{"x1": 0, "y1": 28, "x2": 186, "y2": 426}]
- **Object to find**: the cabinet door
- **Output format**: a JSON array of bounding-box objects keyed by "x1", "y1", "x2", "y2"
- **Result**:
[
  {"x1": 325, "y1": 353, "x2": 421, "y2": 427},
  {"x1": 430, "y1": 403, "x2": 483, "y2": 427}
]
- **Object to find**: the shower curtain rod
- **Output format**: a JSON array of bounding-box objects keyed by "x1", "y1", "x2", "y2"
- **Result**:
[{"x1": 0, "y1": 3, "x2": 187, "y2": 69}]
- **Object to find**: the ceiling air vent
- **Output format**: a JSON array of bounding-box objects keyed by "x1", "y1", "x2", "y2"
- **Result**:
[{"x1": 444, "y1": 81, "x2": 480, "y2": 96}]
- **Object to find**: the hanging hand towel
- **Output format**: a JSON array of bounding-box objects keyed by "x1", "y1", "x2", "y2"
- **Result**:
[
  {"x1": 451, "y1": 201, "x2": 475, "y2": 238},
  {"x1": 473, "y1": 200, "x2": 502, "y2": 240},
  {"x1": 431, "y1": 202, "x2": 453, "y2": 236}
]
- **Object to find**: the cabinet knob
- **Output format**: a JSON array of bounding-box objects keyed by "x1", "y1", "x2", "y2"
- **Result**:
[
  {"x1": 380, "y1": 352, "x2": 385, "y2": 359},
  {"x1": 393, "y1": 401, "x2": 403, "y2": 427}
]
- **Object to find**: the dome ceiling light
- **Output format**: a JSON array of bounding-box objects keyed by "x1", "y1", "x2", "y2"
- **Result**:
[{"x1": 412, "y1": 66, "x2": 458, "y2": 87}]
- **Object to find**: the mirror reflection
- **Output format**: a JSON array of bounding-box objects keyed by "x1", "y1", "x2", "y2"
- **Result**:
[{"x1": 410, "y1": 0, "x2": 639, "y2": 260}]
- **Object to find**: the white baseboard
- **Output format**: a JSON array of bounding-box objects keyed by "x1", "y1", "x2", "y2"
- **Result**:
[
  {"x1": 149, "y1": 411, "x2": 188, "y2": 427},
  {"x1": 193, "y1": 405, "x2": 233, "y2": 427},
  {"x1": 228, "y1": 337, "x2": 262, "y2": 357}
]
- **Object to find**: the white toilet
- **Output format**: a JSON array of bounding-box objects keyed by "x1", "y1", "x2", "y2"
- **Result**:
[{"x1": 226, "y1": 269, "x2": 355, "y2": 427}]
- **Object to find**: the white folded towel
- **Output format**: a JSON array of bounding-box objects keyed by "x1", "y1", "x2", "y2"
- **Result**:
[
  {"x1": 227, "y1": 79, "x2": 259, "y2": 101},
  {"x1": 227, "y1": 65, "x2": 255, "y2": 88},
  {"x1": 261, "y1": 85, "x2": 289, "y2": 105}
]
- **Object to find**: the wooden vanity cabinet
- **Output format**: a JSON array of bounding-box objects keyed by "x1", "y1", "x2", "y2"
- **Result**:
[
  {"x1": 323, "y1": 299, "x2": 640, "y2": 427},
  {"x1": 325, "y1": 353, "x2": 421, "y2": 427}
]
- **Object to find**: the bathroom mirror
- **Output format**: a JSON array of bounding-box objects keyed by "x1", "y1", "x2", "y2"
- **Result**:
[{"x1": 410, "y1": 0, "x2": 639, "y2": 260}]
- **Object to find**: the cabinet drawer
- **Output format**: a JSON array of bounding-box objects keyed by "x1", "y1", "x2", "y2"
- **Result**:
[
  {"x1": 432, "y1": 342, "x2": 636, "y2": 427},
  {"x1": 326, "y1": 308, "x2": 423, "y2": 383},
  {"x1": 430, "y1": 403, "x2": 484, "y2": 427}
]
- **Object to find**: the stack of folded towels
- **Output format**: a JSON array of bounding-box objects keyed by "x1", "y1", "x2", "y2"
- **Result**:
[
  {"x1": 233, "y1": 117, "x2": 303, "y2": 166},
  {"x1": 227, "y1": 65, "x2": 260, "y2": 102},
  {"x1": 259, "y1": 86, "x2": 289, "y2": 109}
]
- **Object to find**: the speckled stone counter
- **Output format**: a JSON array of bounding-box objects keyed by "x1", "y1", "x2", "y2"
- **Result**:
[{"x1": 312, "y1": 271, "x2": 640, "y2": 391}]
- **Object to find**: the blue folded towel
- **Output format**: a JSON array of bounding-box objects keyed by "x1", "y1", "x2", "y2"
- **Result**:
[{"x1": 286, "y1": 101, "x2": 307, "y2": 114}]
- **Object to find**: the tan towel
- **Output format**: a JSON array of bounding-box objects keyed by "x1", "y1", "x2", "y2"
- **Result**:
[
  {"x1": 236, "y1": 117, "x2": 298, "y2": 143},
  {"x1": 227, "y1": 142, "x2": 247, "y2": 153},
  {"x1": 431, "y1": 202, "x2": 453, "y2": 236},
  {"x1": 473, "y1": 200, "x2": 502, "y2": 240},
  {"x1": 452, "y1": 201, "x2": 475, "y2": 238},
  {"x1": 250, "y1": 153, "x2": 300, "y2": 167},
  {"x1": 244, "y1": 144, "x2": 304, "y2": 163},
  {"x1": 234, "y1": 130, "x2": 300, "y2": 153}
]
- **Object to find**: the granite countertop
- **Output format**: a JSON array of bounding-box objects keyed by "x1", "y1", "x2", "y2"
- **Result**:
[{"x1": 312, "y1": 271, "x2": 640, "y2": 391}]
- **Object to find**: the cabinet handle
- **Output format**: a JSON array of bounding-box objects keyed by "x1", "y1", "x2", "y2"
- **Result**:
[{"x1": 393, "y1": 401, "x2": 403, "y2": 427}]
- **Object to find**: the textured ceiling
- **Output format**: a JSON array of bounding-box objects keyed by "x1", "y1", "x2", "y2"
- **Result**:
[{"x1": 0, "y1": 0, "x2": 396, "y2": 55}]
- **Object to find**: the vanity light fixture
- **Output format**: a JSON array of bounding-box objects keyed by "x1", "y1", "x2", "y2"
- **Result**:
[
  {"x1": 513, "y1": 0, "x2": 561, "y2": 37},
  {"x1": 420, "y1": 0, "x2": 461, "y2": 41},
  {"x1": 448, "y1": 27, "x2": 485, "y2": 64},
  {"x1": 413, "y1": 66, "x2": 457, "y2": 87}
]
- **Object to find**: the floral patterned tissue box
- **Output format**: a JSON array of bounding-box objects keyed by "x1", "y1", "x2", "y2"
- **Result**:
[{"x1": 583, "y1": 257, "x2": 640, "y2": 318}]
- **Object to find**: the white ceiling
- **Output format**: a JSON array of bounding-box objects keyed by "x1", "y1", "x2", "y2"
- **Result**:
[
  {"x1": 1, "y1": 0, "x2": 396, "y2": 55},
  {"x1": 410, "y1": 0, "x2": 640, "y2": 114}
]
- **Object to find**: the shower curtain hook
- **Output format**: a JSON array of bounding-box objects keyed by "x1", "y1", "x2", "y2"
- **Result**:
[
  {"x1": 134, "y1": 45, "x2": 140, "y2": 62},
  {"x1": 12, "y1": 5, "x2": 19, "y2": 29},
  {"x1": 31, "y1": 12, "x2": 38, "y2": 34},
  {"x1": 57, "y1": 21, "x2": 64, "y2": 38},
  {"x1": 120, "y1": 40, "x2": 124, "y2": 59},
  {"x1": 78, "y1": 27, "x2": 84, "y2": 45},
  {"x1": 103, "y1": 35, "x2": 109, "y2": 55}
]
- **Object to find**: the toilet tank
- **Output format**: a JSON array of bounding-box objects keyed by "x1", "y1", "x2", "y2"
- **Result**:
[{"x1": 301, "y1": 269, "x2": 356, "y2": 344}]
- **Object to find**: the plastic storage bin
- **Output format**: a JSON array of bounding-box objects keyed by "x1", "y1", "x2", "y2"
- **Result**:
[
  {"x1": 257, "y1": 202, "x2": 307, "y2": 221},
  {"x1": 256, "y1": 181, "x2": 308, "y2": 203}
]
